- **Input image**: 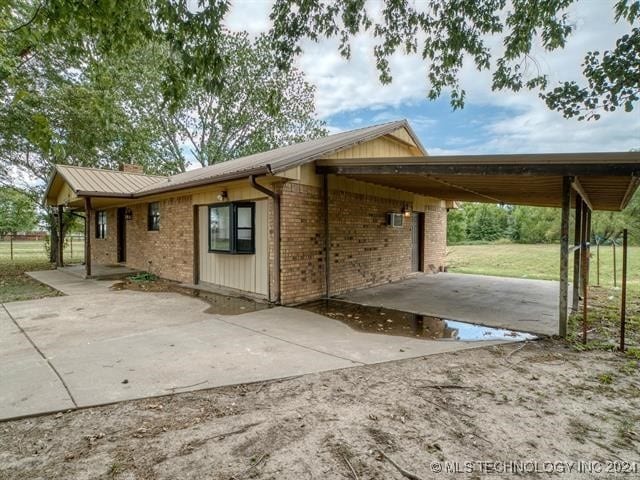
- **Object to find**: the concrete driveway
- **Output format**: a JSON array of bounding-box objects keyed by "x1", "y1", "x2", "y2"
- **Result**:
[
  {"x1": 339, "y1": 273, "x2": 560, "y2": 336},
  {"x1": 1, "y1": 271, "x2": 511, "y2": 421}
]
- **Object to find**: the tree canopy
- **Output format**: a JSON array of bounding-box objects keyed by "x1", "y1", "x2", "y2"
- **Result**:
[
  {"x1": 2, "y1": 0, "x2": 637, "y2": 119},
  {"x1": 0, "y1": 187, "x2": 38, "y2": 235}
]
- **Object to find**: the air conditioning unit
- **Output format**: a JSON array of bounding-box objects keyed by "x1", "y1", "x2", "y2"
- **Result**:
[{"x1": 386, "y1": 212, "x2": 404, "y2": 227}]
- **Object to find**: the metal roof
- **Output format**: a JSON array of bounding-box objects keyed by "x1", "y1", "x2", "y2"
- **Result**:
[
  {"x1": 45, "y1": 119, "x2": 421, "y2": 201},
  {"x1": 53, "y1": 165, "x2": 165, "y2": 197},
  {"x1": 135, "y1": 120, "x2": 423, "y2": 195}
]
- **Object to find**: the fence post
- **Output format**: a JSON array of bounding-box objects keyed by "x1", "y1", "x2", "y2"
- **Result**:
[
  {"x1": 596, "y1": 241, "x2": 600, "y2": 286},
  {"x1": 620, "y1": 229, "x2": 628, "y2": 352},
  {"x1": 613, "y1": 242, "x2": 617, "y2": 287},
  {"x1": 10, "y1": 234, "x2": 13, "y2": 260}
]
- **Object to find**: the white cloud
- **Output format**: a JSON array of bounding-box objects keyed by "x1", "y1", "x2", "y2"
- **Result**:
[{"x1": 223, "y1": 0, "x2": 639, "y2": 152}]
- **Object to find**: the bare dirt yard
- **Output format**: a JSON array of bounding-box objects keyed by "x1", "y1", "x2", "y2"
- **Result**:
[{"x1": 1, "y1": 338, "x2": 639, "y2": 480}]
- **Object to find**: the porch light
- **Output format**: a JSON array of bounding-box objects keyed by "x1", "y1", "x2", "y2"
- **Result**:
[
  {"x1": 125, "y1": 208, "x2": 133, "y2": 221},
  {"x1": 217, "y1": 191, "x2": 228, "y2": 202},
  {"x1": 402, "y1": 205, "x2": 412, "y2": 217}
]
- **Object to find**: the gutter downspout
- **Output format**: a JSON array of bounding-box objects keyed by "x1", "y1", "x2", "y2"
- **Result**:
[{"x1": 249, "y1": 173, "x2": 281, "y2": 304}]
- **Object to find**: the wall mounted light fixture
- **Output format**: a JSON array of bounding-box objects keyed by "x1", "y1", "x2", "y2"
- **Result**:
[
  {"x1": 217, "y1": 191, "x2": 228, "y2": 202},
  {"x1": 125, "y1": 208, "x2": 133, "y2": 221}
]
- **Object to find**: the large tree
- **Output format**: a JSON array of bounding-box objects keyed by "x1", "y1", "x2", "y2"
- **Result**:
[
  {"x1": 0, "y1": 187, "x2": 38, "y2": 236},
  {"x1": 2, "y1": 0, "x2": 637, "y2": 119},
  {"x1": 110, "y1": 34, "x2": 326, "y2": 171}
]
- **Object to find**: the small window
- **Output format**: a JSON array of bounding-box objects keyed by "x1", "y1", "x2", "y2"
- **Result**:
[
  {"x1": 147, "y1": 202, "x2": 160, "y2": 231},
  {"x1": 96, "y1": 211, "x2": 107, "y2": 239},
  {"x1": 208, "y1": 202, "x2": 255, "y2": 254}
]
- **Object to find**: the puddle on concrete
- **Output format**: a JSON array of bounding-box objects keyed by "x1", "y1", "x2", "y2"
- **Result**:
[
  {"x1": 112, "y1": 279, "x2": 271, "y2": 315},
  {"x1": 181, "y1": 288, "x2": 272, "y2": 316},
  {"x1": 298, "y1": 299, "x2": 537, "y2": 342}
]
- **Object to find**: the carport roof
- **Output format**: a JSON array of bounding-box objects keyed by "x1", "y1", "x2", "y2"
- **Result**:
[{"x1": 316, "y1": 152, "x2": 640, "y2": 211}]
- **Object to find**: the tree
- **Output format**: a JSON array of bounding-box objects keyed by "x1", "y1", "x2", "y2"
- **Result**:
[
  {"x1": 115, "y1": 34, "x2": 326, "y2": 170},
  {"x1": 2, "y1": 0, "x2": 636, "y2": 119},
  {"x1": 0, "y1": 187, "x2": 37, "y2": 236}
]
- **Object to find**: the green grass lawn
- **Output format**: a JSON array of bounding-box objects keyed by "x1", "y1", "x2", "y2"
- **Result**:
[
  {"x1": 0, "y1": 258, "x2": 61, "y2": 303},
  {"x1": 0, "y1": 239, "x2": 84, "y2": 262},
  {"x1": 447, "y1": 243, "x2": 640, "y2": 293}
]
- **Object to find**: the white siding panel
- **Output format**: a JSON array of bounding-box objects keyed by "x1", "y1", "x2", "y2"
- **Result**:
[{"x1": 198, "y1": 200, "x2": 268, "y2": 296}]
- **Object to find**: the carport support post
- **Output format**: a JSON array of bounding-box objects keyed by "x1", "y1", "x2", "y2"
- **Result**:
[
  {"x1": 559, "y1": 176, "x2": 571, "y2": 337},
  {"x1": 57, "y1": 205, "x2": 64, "y2": 267},
  {"x1": 572, "y1": 194, "x2": 583, "y2": 312},
  {"x1": 581, "y1": 202, "x2": 590, "y2": 344},
  {"x1": 84, "y1": 197, "x2": 92, "y2": 277}
]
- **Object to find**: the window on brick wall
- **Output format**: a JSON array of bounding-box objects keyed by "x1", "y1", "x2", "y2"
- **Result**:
[
  {"x1": 96, "y1": 211, "x2": 107, "y2": 239},
  {"x1": 147, "y1": 202, "x2": 160, "y2": 231},
  {"x1": 209, "y1": 202, "x2": 255, "y2": 254}
]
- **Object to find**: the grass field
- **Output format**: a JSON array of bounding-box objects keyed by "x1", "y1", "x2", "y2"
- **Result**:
[
  {"x1": 448, "y1": 243, "x2": 640, "y2": 293},
  {"x1": 0, "y1": 238, "x2": 84, "y2": 262},
  {"x1": 0, "y1": 239, "x2": 82, "y2": 303}
]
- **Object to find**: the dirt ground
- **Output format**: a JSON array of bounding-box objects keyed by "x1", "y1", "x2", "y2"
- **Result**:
[{"x1": 1, "y1": 338, "x2": 639, "y2": 480}]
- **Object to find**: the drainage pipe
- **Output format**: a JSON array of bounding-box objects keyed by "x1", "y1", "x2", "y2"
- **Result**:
[{"x1": 249, "y1": 174, "x2": 281, "y2": 304}]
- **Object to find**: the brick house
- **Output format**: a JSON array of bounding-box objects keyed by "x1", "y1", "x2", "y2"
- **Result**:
[
  {"x1": 45, "y1": 120, "x2": 449, "y2": 304},
  {"x1": 45, "y1": 118, "x2": 639, "y2": 318}
]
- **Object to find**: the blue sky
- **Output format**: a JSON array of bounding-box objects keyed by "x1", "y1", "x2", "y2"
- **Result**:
[{"x1": 227, "y1": 0, "x2": 640, "y2": 154}]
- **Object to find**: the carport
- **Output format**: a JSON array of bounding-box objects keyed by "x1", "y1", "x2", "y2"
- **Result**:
[{"x1": 316, "y1": 152, "x2": 640, "y2": 336}]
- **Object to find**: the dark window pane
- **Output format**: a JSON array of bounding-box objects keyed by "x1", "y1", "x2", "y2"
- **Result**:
[
  {"x1": 148, "y1": 203, "x2": 160, "y2": 231},
  {"x1": 96, "y1": 211, "x2": 107, "y2": 239},
  {"x1": 210, "y1": 205, "x2": 231, "y2": 251}
]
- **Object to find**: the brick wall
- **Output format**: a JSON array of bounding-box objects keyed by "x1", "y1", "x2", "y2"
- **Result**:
[
  {"x1": 125, "y1": 195, "x2": 194, "y2": 283},
  {"x1": 279, "y1": 183, "x2": 326, "y2": 304},
  {"x1": 424, "y1": 205, "x2": 447, "y2": 273},
  {"x1": 89, "y1": 209, "x2": 117, "y2": 265},
  {"x1": 278, "y1": 182, "x2": 448, "y2": 304}
]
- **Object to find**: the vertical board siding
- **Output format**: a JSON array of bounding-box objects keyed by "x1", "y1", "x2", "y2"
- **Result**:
[{"x1": 198, "y1": 200, "x2": 268, "y2": 295}]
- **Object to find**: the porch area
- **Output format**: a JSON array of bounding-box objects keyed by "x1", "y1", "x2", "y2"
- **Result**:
[{"x1": 60, "y1": 263, "x2": 141, "y2": 280}]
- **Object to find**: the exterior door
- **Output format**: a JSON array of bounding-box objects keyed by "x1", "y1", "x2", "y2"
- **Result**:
[
  {"x1": 117, "y1": 208, "x2": 126, "y2": 263},
  {"x1": 411, "y1": 213, "x2": 424, "y2": 272}
]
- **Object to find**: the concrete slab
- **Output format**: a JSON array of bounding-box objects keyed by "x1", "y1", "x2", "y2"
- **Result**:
[
  {"x1": 1, "y1": 270, "x2": 518, "y2": 421},
  {"x1": 26, "y1": 269, "x2": 114, "y2": 296},
  {"x1": 338, "y1": 273, "x2": 559, "y2": 336},
  {"x1": 0, "y1": 307, "x2": 75, "y2": 419},
  {"x1": 221, "y1": 307, "x2": 503, "y2": 364}
]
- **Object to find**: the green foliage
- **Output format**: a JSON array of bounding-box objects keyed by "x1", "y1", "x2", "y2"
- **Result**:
[
  {"x1": 448, "y1": 191, "x2": 640, "y2": 246},
  {"x1": 2, "y1": 1, "x2": 637, "y2": 118},
  {"x1": 0, "y1": 187, "x2": 37, "y2": 235},
  {"x1": 129, "y1": 272, "x2": 159, "y2": 283},
  {"x1": 446, "y1": 207, "x2": 467, "y2": 244},
  {"x1": 511, "y1": 206, "x2": 560, "y2": 244},
  {"x1": 464, "y1": 203, "x2": 509, "y2": 241}
]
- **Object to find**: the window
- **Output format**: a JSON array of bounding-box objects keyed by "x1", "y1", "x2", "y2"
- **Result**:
[
  {"x1": 147, "y1": 202, "x2": 160, "y2": 231},
  {"x1": 96, "y1": 211, "x2": 107, "y2": 239},
  {"x1": 208, "y1": 202, "x2": 255, "y2": 254}
]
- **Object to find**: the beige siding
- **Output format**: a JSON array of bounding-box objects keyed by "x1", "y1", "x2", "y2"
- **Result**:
[
  {"x1": 198, "y1": 201, "x2": 268, "y2": 296},
  {"x1": 326, "y1": 137, "x2": 414, "y2": 159}
]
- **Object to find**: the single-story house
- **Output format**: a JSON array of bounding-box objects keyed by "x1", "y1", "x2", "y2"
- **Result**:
[{"x1": 44, "y1": 119, "x2": 640, "y2": 332}]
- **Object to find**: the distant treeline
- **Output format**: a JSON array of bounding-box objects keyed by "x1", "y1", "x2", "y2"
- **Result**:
[{"x1": 447, "y1": 193, "x2": 639, "y2": 245}]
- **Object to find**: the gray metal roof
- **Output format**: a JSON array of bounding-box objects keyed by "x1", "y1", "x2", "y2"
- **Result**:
[
  {"x1": 55, "y1": 165, "x2": 165, "y2": 197},
  {"x1": 47, "y1": 119, "x2": 421, "y2": 200}
]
